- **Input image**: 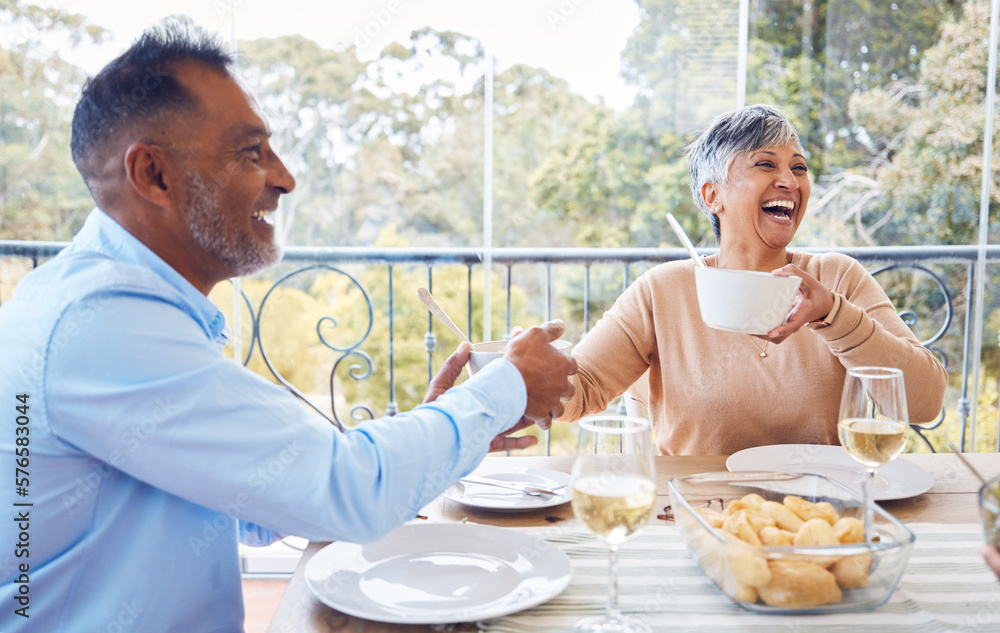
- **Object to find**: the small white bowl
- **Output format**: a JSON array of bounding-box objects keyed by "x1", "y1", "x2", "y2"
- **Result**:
[
  {"x1": 468, "y1": 339, "x2": 573, "y2": 375},
  {"x1": 694, "y1": 267, "x2": 801, "y2": 335}
]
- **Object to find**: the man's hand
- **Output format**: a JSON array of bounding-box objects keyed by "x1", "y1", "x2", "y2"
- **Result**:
[
  {"x1": 503, "y1": 320, "x2": 578, "y2": 429},
  {"x1": 760, "y1": 264, "x2": 835, "y2": 344},
  {"x1": 422, "y1": 343, "x2": 539, "y2": 451},
  {"x1": 422, "y1": 342, "x2": 470, "y2": 404}
]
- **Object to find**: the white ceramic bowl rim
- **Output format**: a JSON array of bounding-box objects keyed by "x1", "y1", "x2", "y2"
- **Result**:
[
  {"x1": 471, "y1": 341, "x2": 508, "y2": 353},
  {"x1": 701, "y1": 268, "x2": 794, "y2": 279}
]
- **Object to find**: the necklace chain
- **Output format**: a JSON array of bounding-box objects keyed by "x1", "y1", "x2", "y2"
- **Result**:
[{"x1": 747, "y1": 336, "x2": 768, "y2": 358}]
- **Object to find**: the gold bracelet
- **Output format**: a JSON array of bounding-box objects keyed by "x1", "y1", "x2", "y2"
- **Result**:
[{"x1": 810, "y1": 292, "x2": 842, "y2": 329}]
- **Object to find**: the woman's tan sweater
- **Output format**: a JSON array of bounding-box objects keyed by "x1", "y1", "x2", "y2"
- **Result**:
[{"x1": 559, "y1": 251, "x2": 948, "y2": 455}]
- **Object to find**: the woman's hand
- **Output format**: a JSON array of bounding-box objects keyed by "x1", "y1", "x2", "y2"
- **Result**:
[{"x1": 759, "y1": 264, "x2": 834, "y2": 344}]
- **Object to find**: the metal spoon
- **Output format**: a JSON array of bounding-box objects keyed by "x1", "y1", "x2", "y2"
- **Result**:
[
  {"x1": 416, "y1": 287, "x2": 471, "y2": 344},
  {"x1": 666, "y1": 213, "x2": 707, "y2": 268}
]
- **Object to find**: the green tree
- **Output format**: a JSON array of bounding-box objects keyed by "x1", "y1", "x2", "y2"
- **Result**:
[
  {"x1": 846, "y1": 0, "x2": 997, "y2": 247},
  {"x1": 747, "y1": 0, "x2": 955, "y2": 177},
  {"x1": 530, "y1": 106, "x2": 702, "y2": 247},
  {"x1": 836, "y1": 0, "x2": 999, "y2": 454},
  {"x1": 241, "y1": 27, "x2": 610, "y2": 252},
  {"x1": 0, "y1": 0, "x2": 105, "y2": 239},
  {"x1": 620, "y1": 0, "x2": 741, "y2": 137},
  {"x1": 491, "y1": 64, "x2": 603, "y2": 247}
]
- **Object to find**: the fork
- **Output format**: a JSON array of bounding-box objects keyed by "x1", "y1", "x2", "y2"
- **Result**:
[{"x1": 458, "y1": 476, "x2": 564, "y2": 497}]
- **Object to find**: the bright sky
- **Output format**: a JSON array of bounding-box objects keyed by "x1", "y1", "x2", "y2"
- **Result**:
[{"x1": 43, "y1": 0, "x2": 641, "y2": 110}]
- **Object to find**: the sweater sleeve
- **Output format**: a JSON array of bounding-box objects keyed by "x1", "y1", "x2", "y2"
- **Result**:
[
  {"x1": 558, "y1": 273, "x2": 657, "y2": 422},
  {"x1": 811, "y1": 256, "x2": 948, "y2": 425}
]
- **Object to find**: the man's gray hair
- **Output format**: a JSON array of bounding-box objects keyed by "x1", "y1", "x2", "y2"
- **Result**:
[{"x1": 685, "y1": 104, "x2": 802, "y2": 242}]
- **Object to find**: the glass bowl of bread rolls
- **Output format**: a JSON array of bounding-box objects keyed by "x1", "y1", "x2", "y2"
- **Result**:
[{"x1": 668, "y1": 470, "x2": 915, "y2": 614}]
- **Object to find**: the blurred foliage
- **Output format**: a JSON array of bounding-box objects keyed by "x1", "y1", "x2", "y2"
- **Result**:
[
  {"x1": 747, "y1": 0, "x2": 956, "y2": 178},
  {"x1": 909, "y1": 378, "x2": 999, "y2": 454},
  {"x1": 0, "y1": 0, "x2": 107, "y2": 240},
  {"x1": 240, "y1": 28, "x2": 599, "y2": 251},
  {"x1": 845, "y1": 0, "x2": 997, "y2": 247}
]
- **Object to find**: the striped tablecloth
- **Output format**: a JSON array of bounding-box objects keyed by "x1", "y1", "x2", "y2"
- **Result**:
[{"x1": 483, "y1": 523, "x2": 1000, "y2": 633}]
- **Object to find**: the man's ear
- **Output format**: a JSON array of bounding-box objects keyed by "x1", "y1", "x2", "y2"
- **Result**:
[
  {"x1": 700, "y1": 182, "x2": 721, "y2": 213},
  {"x1": 123, "y1": 142, "x2": 174, "y2": 208}
]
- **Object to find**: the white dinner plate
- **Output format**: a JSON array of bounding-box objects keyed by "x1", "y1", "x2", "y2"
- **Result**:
[
  {"x1": 304, "y1": 523, "x2": 572, "y2": 624},
  {"x1": 443, "y1": 468, "x2": 572, "y2": 512},
  {"x1": 726, "y1": 444, "x2": 934, "y2": 501}
]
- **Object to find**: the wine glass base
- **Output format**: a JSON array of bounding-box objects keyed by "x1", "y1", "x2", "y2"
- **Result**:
[{"x1": 572, "y1": 614, "x2": 652, "y2": 633}]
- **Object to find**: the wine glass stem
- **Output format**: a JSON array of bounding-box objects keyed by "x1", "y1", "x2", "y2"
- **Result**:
[
  {"x1": 865, "y1": 468, "x2": 876, "y2": 544},
  {"x1": 606, "y1": 545, "x2": 622, "y2": 621}
]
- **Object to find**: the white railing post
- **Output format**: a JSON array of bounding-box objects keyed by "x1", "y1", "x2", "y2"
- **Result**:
[{"x1": 969, "y1": 0, "x2": 1000, "y2": 451}]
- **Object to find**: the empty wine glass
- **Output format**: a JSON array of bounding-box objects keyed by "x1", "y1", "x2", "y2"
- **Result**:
[
  {"x1": 571, "y1": 415, "x2": 656, "y2": 633},
  {"x1": 837, "y1": 367, "x2": 909, "y2": 543}
]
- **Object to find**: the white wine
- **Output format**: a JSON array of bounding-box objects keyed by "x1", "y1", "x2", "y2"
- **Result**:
[
  {"x1": 572, "y1": 473, "x2": 656, "y2": 546},
  {"x1": 838, "y1": 417, "x2": 907, "y2": 469}
]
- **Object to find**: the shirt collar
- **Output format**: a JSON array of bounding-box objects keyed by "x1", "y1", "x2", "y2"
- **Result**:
[{"x1": 72, "y1": 208, "x2": 230, "y2": 345}]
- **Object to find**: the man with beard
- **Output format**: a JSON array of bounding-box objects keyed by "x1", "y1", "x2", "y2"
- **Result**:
[{"x1": 0, "y1": 26, "x2": 577, "y2": 632}]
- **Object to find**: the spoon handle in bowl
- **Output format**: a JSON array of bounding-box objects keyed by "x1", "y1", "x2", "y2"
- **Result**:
[
  {"x1": 667, "y1": 213, "x2": 707, "y2": 268},
  {"x1": 417, "y1": 288, "x2": 472, "y2": 344}
]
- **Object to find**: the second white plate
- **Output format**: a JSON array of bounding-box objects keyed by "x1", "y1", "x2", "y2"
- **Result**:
[
  {"x1": 443, "y1": 467, "x2": 572, "y2": 512},
  {"x1": 304, "y1": 523, "x2": 571, "y2": 624},
  {"x1": 726, "y1": 444, "x2": 934, "y2": 501}
]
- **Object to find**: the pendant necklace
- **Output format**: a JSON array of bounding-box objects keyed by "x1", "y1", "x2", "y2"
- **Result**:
[{"x1": 748, "y1": 336, "x2": 769, "y2": 358}]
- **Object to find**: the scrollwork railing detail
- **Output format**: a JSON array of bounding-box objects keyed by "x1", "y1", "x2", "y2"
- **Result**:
[
  {"x1": 871, "y1": 263, "x2": 954, "y2": 452},
  {"x1": 255, "y1": 264, "x2": 374, "y2": 432},
  {"x1": 6, "y1": 240, "x2": 1000, "y2": 454}
]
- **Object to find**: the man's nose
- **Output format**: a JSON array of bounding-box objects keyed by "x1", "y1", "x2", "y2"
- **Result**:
[{"x1": 268, "y1": 150, "x2": 295, "y2": 194}]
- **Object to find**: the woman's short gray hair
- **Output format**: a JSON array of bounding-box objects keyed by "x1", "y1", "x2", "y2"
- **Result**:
[{"x1": 685, "y1": 104, "x2": 802, "y2": 241}]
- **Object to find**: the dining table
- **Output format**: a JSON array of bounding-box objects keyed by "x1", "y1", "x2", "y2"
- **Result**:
[{"x1": 267, "y1": 452, "x2": 1000, "y2": 633}]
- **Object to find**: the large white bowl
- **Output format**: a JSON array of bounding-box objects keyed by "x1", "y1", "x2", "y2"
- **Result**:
[
  {"x1": 468, "y1": 339, "x2": 573, "y2": 374},
  {"x1": 694, "y1": 267, "x2": 801, "y2": 335}
]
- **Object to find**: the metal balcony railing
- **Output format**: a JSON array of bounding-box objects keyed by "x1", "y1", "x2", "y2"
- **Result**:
[{"x1": 4, "y1": 240, "x2": 999, "y2": 454}]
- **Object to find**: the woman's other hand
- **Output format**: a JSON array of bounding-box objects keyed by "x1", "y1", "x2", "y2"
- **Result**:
[
  {"x1": 422, "y1": 342, "x2": 471, "y2": 404},
  {"x1": 761, "y1": 264, "x2": 834, "y2": 344},
  {"x1": 487, "y1": 416, "x2": 539, "y2": 452}
]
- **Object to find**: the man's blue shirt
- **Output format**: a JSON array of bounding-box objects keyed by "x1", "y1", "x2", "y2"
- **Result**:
[{"x1": 0, "y1": 209, "x2": 527, "y2": 632}]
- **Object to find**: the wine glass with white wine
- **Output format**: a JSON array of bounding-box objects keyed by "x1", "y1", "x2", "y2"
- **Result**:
[
  {"x1": 837, "y1": 367, "x2": 909, "y2": 543},
  {"x1": 571, "y1": 415, "x2": 656, "y2": 633}
]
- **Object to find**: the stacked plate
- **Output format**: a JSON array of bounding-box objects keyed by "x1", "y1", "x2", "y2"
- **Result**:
[
  {"x1": 443, "y1": 467, "x2": 572, "y2": 511},
  {"x1": 726, "y1": 444, "x2": 934, "y2": 500}
]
